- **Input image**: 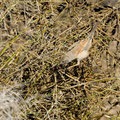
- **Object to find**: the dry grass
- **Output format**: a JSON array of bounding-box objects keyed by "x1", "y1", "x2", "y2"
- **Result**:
[{"x1": 0, "y1": 0, "x2": 120, "y2": 120}]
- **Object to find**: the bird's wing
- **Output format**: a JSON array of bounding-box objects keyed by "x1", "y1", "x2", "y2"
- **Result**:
[{"x1": 82, "y1": 22, "x2": 98, "y2": 51}]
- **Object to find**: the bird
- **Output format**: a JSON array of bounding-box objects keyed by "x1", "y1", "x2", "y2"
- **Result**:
[{"x1": 62, "y1": 22, "x2": 98, "y2": 68}]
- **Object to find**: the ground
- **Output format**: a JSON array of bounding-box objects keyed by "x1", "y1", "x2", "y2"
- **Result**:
[{"x1": 0, "y1": 0, "x2": 120, "y2": 120}]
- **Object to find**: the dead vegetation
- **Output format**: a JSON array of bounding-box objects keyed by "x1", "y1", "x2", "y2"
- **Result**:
[{"x1": 0, "y1": 0, "x2": 120, "y2": 120}]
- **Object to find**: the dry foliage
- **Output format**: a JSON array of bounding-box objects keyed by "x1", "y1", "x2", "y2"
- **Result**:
[{"x1": 0, "y1": 0, "x2": 120, "y2": 120}]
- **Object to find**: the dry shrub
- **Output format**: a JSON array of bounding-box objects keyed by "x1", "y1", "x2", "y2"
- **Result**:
[{"x1": 0, "y1": 0, "x2": 120, "y2": 119}]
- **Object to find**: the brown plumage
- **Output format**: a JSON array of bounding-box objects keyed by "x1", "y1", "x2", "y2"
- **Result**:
[{"x1": 63, "y1": 23, "x2": 98, "y2": 67}]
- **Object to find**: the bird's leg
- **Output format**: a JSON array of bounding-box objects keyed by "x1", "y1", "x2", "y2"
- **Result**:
[
  {"x1": 68, "y1": 59, "x2": 80, "y2": 69},
  {"x1": 68, "y1": 50, "x2": 89, "y2": 69}
]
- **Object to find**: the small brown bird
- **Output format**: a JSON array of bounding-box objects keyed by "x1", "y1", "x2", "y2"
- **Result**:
[{"x1": 63, "y1": 23, "x2": 98, "y2": 67}]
